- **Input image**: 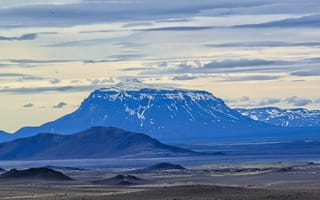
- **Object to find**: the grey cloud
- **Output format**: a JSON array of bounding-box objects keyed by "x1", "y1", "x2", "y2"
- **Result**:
[
  {"x1": 141, "y1": 59, "x2": 292, "y2": 76},
  {"x1": 113, "y1": 42, "x2": 146, "y2": 48},
  {"x1": 172, "y1": 74, "x2": 197, "y2": 81},
  {"x1": 7, "y1": 59, "x2": 77, "y2": 64},
  {"x1": 205, "y1": 41, "x2": 320, "y2": 48},
  {"x1": 240, "y1": 96, "x2": 251, "y2": 102},
  {"x1": 220, "y1": 75, "x2": 281, "y2": 82},
  {"x1": 0, "y1": 86, "x2": 74, "y2": 94},
  {"x1": 122, "y1": 22, "x2": 154, "y2": 28},
  {"x1": 138, "y1": 26, "x2": 215, "y2": 32},
  {"x1": 235, "y1": 15, "x2": 320, "y2": 28},
  {"x1": 284, "y1": 96, "x2": 313, "y2": 107},
  {"x1": 53, "y1": 102, "x2": 67, "y2": 109},
  {"x1": 121, "y1": 67, "x2": 149, "y2": 71},
  {"x1": 83, "y1": 59, "x2": 116, "y2": 64},
  {"x1": 0, "y1": 84, "x2": 115, "y2": 95},
  {"x1": 156, "y1": 18, "x2": 192, "y2": 23},
  {"x1": 23, "y1": 103, "x2": 34, "y2": 108},
  {"x1": 0, "y1": 1, "x2": 267, "y2": 27},
  {"x1": 202, "y1": 59, "x2": 280, "y2": 70},
  {"x1": 17, "y1": 75, "x2": 44, "y2": 82},
  {"x1": 90, "y1": 78, "x2": 115, "y2": 85},
  {"x1": 109, "y1": 53, "x2": 147, "y2": 60},
  {"x1": 0, "y1": 33, "x2": 37, "y2": 41},
  {"x1": 79, "y1": 29, "x2": 118, "y2": 34},
  {"x1": 49, "y1": 78, "x2": 61, "y2": 84},
  {"x1": 291, "y1": 70, "x2": 320, "y2": 77},
  {"x1": 0, "y1": 73, "x2": 25, "y2": 77},
  {"x1": 258, "y1": 98, "x2": 281, "y2": 106},
  {"x1": 44, "y1": 38, "x2": 113, "y2": 47}
]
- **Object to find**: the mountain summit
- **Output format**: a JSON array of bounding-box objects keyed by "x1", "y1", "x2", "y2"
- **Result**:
[{"x1": 9, "y1": 83, "x2": 267, "y2": 142}]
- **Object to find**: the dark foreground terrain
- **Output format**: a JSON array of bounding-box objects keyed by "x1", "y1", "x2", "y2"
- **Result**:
[
  {"x1": 1, "y1": 184, "x2": 319, "y2": 200},
  {"x1": 0, "y1": 161, "x2": 320, "y2": 199}
]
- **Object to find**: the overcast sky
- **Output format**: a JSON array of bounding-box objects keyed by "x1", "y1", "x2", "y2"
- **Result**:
[{"x1": 1, "y1": 0, "x2": 320, "y2": 132}]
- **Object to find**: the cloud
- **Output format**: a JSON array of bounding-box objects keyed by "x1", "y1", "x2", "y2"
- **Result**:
[
  {"x1": 44, "y1": 38, "x2": 114, "y2": 47},
  {"x1": 291, "y1": 70, "x2": 320, "y2": 77},
  {"x1": 0, "y1": 86, "x2": 74, "y2": 94},
  {"x1": 23, "y1": 103, "x2": 34, "y2": 108},
  {"x1": 205, "y1": 41, "x2": 320, "y2": 48},
  {"x1": 0, "y1": 1, "x2": 267, "y2": 27},
  {"x1": 122, "y1": 22, "x2": 154, "y2": 28},
  {"x1": 53, "y1": 102, "x2": 67, "y2": 109},
  {"x1": 0, "y1": 33, "x2": 37, "y2": 41},
  {"x1": 138, "y1": 26, "x2": 215, "y2": 32},
  {"x1": 156, "y1": 18, "x2": 192, "y2": 23},
  {"x1": 90, "y1": 78, "x2": 115, "y2": 85},
  {"x1": 0, "y1": 73, "x2": 25, "y2": 77},
  {"x1": 121, "y1": 67, "x2": 149, "y2": 71},
  {"x1": 6, "y1": 59, "x2": 77, "y2": 64},
  {"x1": 109, "y1": 53, "x2": 147, "y2": 60},
  {"x1": 0, "y1": 84, "x2": 116, "y2": 95},
  {"x1": 235, "y1": 15, "x2": 320, "y2": 28},
  {"x1": 258, "y1": 98, "x2": 281, "y2": 106},
  {"x1": 314, "y1": 98, "x2": 320, "y2": 104},
  {"x1": 284, "y1": 96, "x2": 313, "y2": 106},
  {"x1": 49, "y1": 78, "x2": 61, "y2": 84},
  {"x1": 17, "y1": 75, "x2": 44, "y2": 82},
  {"x1": 141, "y1": 59, "x2": 292, "y2": 79},
  {"x1": 220, "y1": 75, "x2": 281, "y2": 82},
  {"x1": 240, "y1": 96, "x2": 251, "y2": 102},
  {"x1": 172, "y1": 74, "x2": 197, "y2": 80}
]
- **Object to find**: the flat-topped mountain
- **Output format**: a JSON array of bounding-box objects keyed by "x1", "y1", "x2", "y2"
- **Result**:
[
  {"x1": 6, "y1": 83, "x2": 271, "y2": 143},
  {"x1": 1, "y1": 83, "x2": 319, "y2": 143},
  {"x1": 0, "y1": 126, "x2": 198, "y2": 160}
]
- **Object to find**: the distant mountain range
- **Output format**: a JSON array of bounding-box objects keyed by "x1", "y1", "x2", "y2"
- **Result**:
[
  {"x1": 236, "y1": 107, "x2": 320, "y2": 127},
  {"x1": 0, "y1": 83, "x2": 319, "y2": 143},
  {"x1": 0, "y1": 126, "x2": 198, "y2": 160}
]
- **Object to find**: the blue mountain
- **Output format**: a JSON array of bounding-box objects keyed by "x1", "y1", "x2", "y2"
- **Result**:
[
  {"x1": 0, "y1": 84, "x2": 318, "y2": 143},
  {"x1": 236, "y1": 107, "x2": 320, "y2": 127},
  {"x1": 0, "y1": 126, "x2": 197, "y2": 160}
]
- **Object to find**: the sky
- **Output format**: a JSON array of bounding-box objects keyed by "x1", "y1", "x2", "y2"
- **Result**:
[{"x1": 0, "y1": 0, "x2": 320, "y2": 132}]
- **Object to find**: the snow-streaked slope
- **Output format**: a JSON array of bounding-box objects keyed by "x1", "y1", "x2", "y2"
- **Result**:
[
  {"x1": 10, "y1": 84, "x2": 267, "y2": 142},
  {"x1": 236, "y1": 107, "x2": 320, "y2": 127}
]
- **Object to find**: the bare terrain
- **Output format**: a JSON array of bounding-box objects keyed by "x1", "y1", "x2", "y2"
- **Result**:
[{"x1": 0, "y1": 161, "x2": 320, "y2": 199}]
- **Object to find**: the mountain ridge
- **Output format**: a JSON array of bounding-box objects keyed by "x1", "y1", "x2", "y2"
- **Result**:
[
  {"x1": 236, "y1": 107, "x2": 320, "y2": 127},
  {"x1": 0, "y1": 126, "x2": 198, "y2": 160}
]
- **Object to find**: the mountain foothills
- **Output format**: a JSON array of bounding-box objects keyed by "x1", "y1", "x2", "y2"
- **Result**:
[
  {"x1": 0, "y1": 84, "x2": 319, "y2": 143},
  {"x1": 0, "y1": 127, "x2": 197, "y2": 160},
  {"x1": 236, "y1": 107, "x2": 320, "y2": 127}
]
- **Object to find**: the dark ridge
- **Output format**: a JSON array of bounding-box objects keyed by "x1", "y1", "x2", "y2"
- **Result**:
[
  {"x1": 133, "y1": 162, "x2": 186, "y2": 173},
  {"x1": 0, "y1": 126, "x2": 199, "y2": 160},
  {"x1": 92, "y1": 174, "x2": 145, "y2": 185},
  {"x1": 0, "y1": 167, "x2": 73, "y2": 181}
]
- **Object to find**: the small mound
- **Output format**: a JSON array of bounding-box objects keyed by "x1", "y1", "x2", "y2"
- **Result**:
[
  {"x1": 92, "y1": 174, "x2": 144, "y2": 185},
  {"x1": 0, "y1": 167, "x2": 73, "y2": 181},
  {"x1": 143, "y1": 162, "x2": 186, "y2": 172}
]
